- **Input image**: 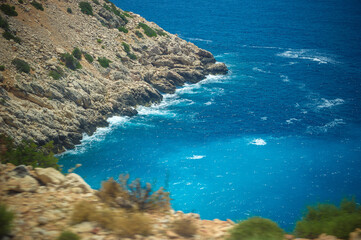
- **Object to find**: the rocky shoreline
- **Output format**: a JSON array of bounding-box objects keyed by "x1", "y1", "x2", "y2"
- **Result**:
[{"x1": 0, "y1": 0, "x2": 227, "y2": 152}]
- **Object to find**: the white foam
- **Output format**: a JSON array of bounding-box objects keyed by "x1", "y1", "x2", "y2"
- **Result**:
[
  {"x1": 317, "y1": 98, "x2": 345, "y2": 109},
  {"x1": 242, "y1": 45, "x2": 284, "y2": 50},
  {"x1": 187, "y1": 37, "x2": 213, "y2": 43},
  {"x1": 249, "y1": 138, "x2": 267, "y2": 146},
  {"x1": 261, "y1": 117, "x2": 268, "y2": 121},
  {"x1": 276, "y1": 49, "x2": 337, "y2": 64},
  {"x1": 307, "y1": 119, "x2": 345, "y2": 134},
  {"x1": 286, "y1": 118, "x2": 300, "y2": 124},
  {"x1": 252, "y1": 67, "x2": 270, "y2": 73},
  {"x1": 187, "y1": 155, "x2": 206, "y2": 160},
  {"x1": 280, "y1": 74, "x2": 290, "y2": 82}
]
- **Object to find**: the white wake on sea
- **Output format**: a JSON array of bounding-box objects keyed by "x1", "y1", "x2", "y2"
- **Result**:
[
  {"x1": 249, "y1": 138, "x2": 267, "y2": 146},
  {"x1": 276, "y1": 49, "x2": 337, "y2": 64}
]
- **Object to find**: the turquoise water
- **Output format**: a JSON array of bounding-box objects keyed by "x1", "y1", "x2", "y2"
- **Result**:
[{"x1": 59, "y1": 0, "x2": 361, "y2": 230}]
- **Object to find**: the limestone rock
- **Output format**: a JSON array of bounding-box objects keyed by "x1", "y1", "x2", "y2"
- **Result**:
[
  {"x1": 7, "y1": 175, "x2": 39, "y2": 192},
  {"x1": 35, "y1": 168, "x2": 65, "y2": 185},
  {"x1": 316, "y1": 234, "x2": 338, "y2": 240},
  {"x1": 350, "y1": 229, "x2": 361, "y2": 240}
]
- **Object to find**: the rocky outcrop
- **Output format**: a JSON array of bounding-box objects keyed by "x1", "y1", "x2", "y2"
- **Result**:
[{"x1": 0, "y1": 0, "x2": 228, "y2": 152}]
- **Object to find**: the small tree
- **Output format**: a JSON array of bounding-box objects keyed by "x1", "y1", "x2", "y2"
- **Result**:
[
  {"x1": 72, "y1": 47, "x2": 82, "y2": 60},
  {"x1": 12, "y1": 58, "x2": 30, "y2": 73}
]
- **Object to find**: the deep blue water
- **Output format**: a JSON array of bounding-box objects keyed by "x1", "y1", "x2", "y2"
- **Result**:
[{"x1": 59, "y1": 0, "x2": 361, "y2": 231}]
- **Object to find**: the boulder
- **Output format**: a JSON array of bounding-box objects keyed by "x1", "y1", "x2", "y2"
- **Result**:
[
  {"x1": 35, "y1": 167, "x2": 65, "y2": 185},
  {"x1": 7, "y1": 175, "x2": 39, "y2": 192},
  {"x1": 62, "y1": 173, "x2": 92, "y2": 193},
  {"x1": 350, "y1": 229, "x2": 361, "y2": 240},
  {"x1": 9, "y1": 165, "x2": 31, "y2": 178},
  {"x1": 206, "y1": 63, "x2": 228, "y2": 75}
]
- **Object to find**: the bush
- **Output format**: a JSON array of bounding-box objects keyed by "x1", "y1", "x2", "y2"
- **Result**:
[
  {"x1": 84, "y1": 53, "x2": 93, "y2": 63},
  {"x1": 127, "y1": 53, "x2": 136, "y2": 60},
  {"x1": 227, "y1": 217, "x2": 284, "y2": 240},
  {"x1": 57, "y1": 231, "x2": 80, "y2": 240},
  {"x1": 123, "y1": 11, "x2": 132, "y2": 18},
  {"x1": 72, "y1": 47, "x2": 82, "y2": 60},
  {"x1": 67, "y1": 7, "x2": 72, "y2": 14},
  {"x1": 97, "y1": 38, "x2": 102, "y2": 43},
  {"x1": 12, "y1": 58, "x2": 30, "y2": 73},
  {"x1": 18, "y1": 0, "x2": 24, "y2": 4},
  {"x1": 0, "y1": 135, "x2": 59, "y2": 170},
  {"x1": 49, "y1": 66, "x2": 64, "y2": 80},
  {"x1": 0, "y1": 66, "x2": 4, "y2": 71},
  {"x1": 0, "y1": 15, "x2": 9, "y2": 30},
  {"x1": 97, "y1": 174, "x2": 171, "y2": 211},
  {"x1": 92, "y1": 0, "x2": 100, "y2": 5},
  {"x1": 295, "y1": 198, "x2": 361, "y2": 239},
  {"x1": 155, "y1": 29, "x2": 167, "y2": 37},
  {"x1": 71, "y1": 201, "x2": 152, "y2": 237},
  {"x1": 0, "y1": 203, "x2": 14, "y2": 238},
  {"x1": 97, "y1": 57, "x2": 111, "y2": 68},
  {"x1": 0, "y1": 4, "x2": 18, "y2": 16},
  {"x1": 118, "y1": 26, "x2": 128, "y2": 33},
  {"x1": 172, "y1": 219, "x2": 197, "y2": 237},
  {"x1": 79, "y1": 2, "x2": 93, "y2": 15},
  {"x1": 138, "y1": 23, "x2": 157, "y2": 37},
  {"x1": 60, "y1": 53, "x2": 82, "y2": 70},
  {"x1": 122, "y1": 42, "x2": 130, "y2": 53},
  {"x1": 31, "y1": 1, "x2": 44, "y2": 11},
  {"x1": 2, "y1": 31, "x2": 21, "y2": 43},
  {"x1": 135, "y1": 30, "x2": 143, "y2": 38}
]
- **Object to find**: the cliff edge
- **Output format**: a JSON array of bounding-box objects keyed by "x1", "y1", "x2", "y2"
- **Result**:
[{"x1": 0, "y1": 0, "x2": 227, "y2": 151}]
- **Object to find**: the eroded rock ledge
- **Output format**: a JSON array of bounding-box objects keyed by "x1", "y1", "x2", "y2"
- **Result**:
[{"x1": 0, "y1": 0, "x2": 228, "y2": 151}]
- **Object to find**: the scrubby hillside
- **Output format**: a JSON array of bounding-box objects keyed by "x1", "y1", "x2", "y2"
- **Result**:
[{"x1": 0, "y1": 0, "x2": 227, "y2": 151}]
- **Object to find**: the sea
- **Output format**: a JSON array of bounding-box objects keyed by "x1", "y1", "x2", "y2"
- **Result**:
[{"x1": 59, "y1": 0, "x2": 361, "y2": 231}]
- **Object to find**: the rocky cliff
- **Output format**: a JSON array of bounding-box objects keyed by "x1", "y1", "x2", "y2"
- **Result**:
[{"x1": 0, "y1": 0, "x2": 227, "y2": 151}]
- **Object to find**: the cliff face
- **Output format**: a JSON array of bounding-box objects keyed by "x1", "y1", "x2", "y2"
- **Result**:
[{"x1": 0, "y1": 0, "x2": 227, "y2": 151}]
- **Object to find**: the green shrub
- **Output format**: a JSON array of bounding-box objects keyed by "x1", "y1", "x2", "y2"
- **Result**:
[
  {"x1": 155, "y1": 29, "x2": 167, "y2": 36},
  {"x1": 18, "y1": 0, "x2": 24, "y2": 4},
  {"x1": 0, "y1": 204, "x2": 14, "y2": 238},
  {"x1": 79, "y1": 2, "x2": 93, "y2": 15},
  {"x1": 127, "y1": 53, "x2": 136, "y2": 60},
  {"x1": 227, "y1": 217, "x2": 284, "y2": 240},
  {"x1": 123, "y1": 11, "x2": 132, "y2": 18},
  {"x1": 0, "y1": 4, "x2": 18, "y2": 16},
  {"x1": 57, "y1": 231, "x2": 80, "y2": 240},
  {"x1": 67, "y1": 7, "x2": 72, "y2": 13},
  {"x1": 118, "y1": 26, "x2": 128, "y2": 33},
  {"x1": 97, "y1": 57, "x2": 111, "y2": 68},
  {"x1": 97, "y1": 38, "x2": 102, "y2": 43},
  {"x1": 135, "y1": 30, "x2": 143, "y2": 38},
  {"x1": 12, "y1": 58, "x2": 30, "y2": 73},
  {"x1": 122, "y1": 42, "x2": 130, "y2": 53},
  {"x1": 138, "y1": 23, "x2": 157, "y2": 37},
  {"x1": 92, "y1": 0, "x2": 99, "y2": 4},
  {"x1": 2, "y1": 31, "x2": 21, "y2": 43},
  {"x1": 72, "y1": 47, "x2": 82, "y2": 60},
  {"x1": 60, "y1": 53, "x2": 82, "y2": 70},
  {"x1": 0, "y1": 66, "x2": 4, "y2": 71},
  {"x1": 49, "y1": 66, "x2": 64, "y2": 80},
  {"x1": 0, "y1": 14, "x2": 9, "y2": 30},
  {"x1": 31, "y1": 1, "x2": 44, "y2": 11},
  {"x1": 295, "y1": 198, "x2": 361, "y2": 239},
  {"x1": 84, "y1": 53, "x2": 93, "y2": 63},
  {"x1": 172, "y1": 219, "x2": 197, "y2": 237},
  {"x1": 0, "y1": 135, "x2": 59, "y2": 170}
]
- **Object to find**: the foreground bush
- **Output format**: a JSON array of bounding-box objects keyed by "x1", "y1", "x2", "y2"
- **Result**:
[
  {"x1": 227, "y1": 217, "x2": 284, "y2": 240},
  {"x1": 172, "y1": 219, "x2": 197, "y2": 237},
  {"x1": 71, "y1": 201, "x2": 152, "y2": 237},
  {"x1": 12, "y1": 58, "x2": 30, "y2": 73},
  {"x1": 0, "y1": 4, "x2": 18, "y2": 16},
  {"x1": 79, "y1": 2, "x2": 93, "y2": 15},
  {"x1": 60, "y1": 53, "x2": 81, "y2": 70},
  {"x1": 97, "y1": 174, "x2": 171, "y2": 211},
  {"x1": 0, "y1": 203, "x2": 15, "y2": 238},
  {"x1": 0, "y1": 134, "x2": 59, "y2": 170},
  {"x1": 295, "y1": 198, "x2": 361, "y2": 239},
  {"x1": 57, "y1": 231, "x2": 80, "y2": 240}
]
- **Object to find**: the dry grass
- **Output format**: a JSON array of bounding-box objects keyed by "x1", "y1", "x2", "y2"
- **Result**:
[{"x1": 172, "y1": 218, "x2": 198, "y2": 238}]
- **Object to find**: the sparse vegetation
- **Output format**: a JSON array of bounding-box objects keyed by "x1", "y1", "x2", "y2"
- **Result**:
[
  {"x1": 0, "y1": 203, "x2": 14, "y2": 238},
  {"x1": 18, "y1": 0, "x2": 24, "y2": 4},
  {"x1": 97, "y1": 174, "x2": 171, "y2": 211},
  {"x1": 0, "y1": 134, "x2": 59, "y2": 170},
  {"x1": 127, "y1": 53, "x2": 137, "y2": 60},
  {"x1": 135, "y1": 30, "x2": 143, "y2": 38},
  {"x1": 92, "y1": 0, "x2": 100, "y2": 4},
  {"x1": 118, "y1": 26, "x2": 128, "y2": 33},
  {"x1": 0, "y1": 4, "x2": 18, "y2": 16},
  {"x1": 103, "y1": 3, "x2": 128, "y2": 24},
  {"x1": 2, "y1": 30, "x2": 21, "y2": 43},
  {"x1": 0, "y1": 15, "x2": 9, "y2": 29},
  {"x1": 155, "y1": 29, "x2": 167, "y2": 36},
  {"x1": 12, "y1": 58, "x2": 30, "y2": 73},
  {"x1": 0, "y1": 66, "x2": 4, "y2": 71},
  {"x1": 72, "y1": 47, "x2": 82, "y2": 60},
  {"x1": 67, "y1": 7, "x2": 72, "y2": 14},
  {"x1": 57, "y1": 231, "x2": 80, "y2": 240},
  {"x1": 97, "y1": 38, "x2": 102, "y2": 43},
  {"x1": 123, "y1": 11, "x2": 132, "y2": 18},
  {"x1": 295, "y1": 198, "x2": 361, "y2": 239},
  {"x1": 138, "y1": 23, "x2": 157, "y2": 37},
  {"x1": 84, "y1": 52, "x2": 93, "y2": 63},
  {"x1": 172, "y1": 219, "x2": 197, "y2": 237},
  {"x1": 71, "y1": 201, "x2": 152, "y2": 237},
  {"x1": 60, "y1": 53, "x2": 82, "y2": 70},
  {"x1": 79, "y1": 1, "x2": 93, "y2": 15},
  {"x1": 49, "y1": 66, "x2": 64, "y2": 80},
  {"x1": 97, "y1": 57, "x2": 111, "y2": 68},
  {"x1": 122, "y1": 42, "x2": 130, "y2": 53},
  {"x1": 31, "y1": 1, "x2": 44, "y2": 11},
  {"x1": 227, "y1": 217, "x2": 284, "y2": 240}
]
